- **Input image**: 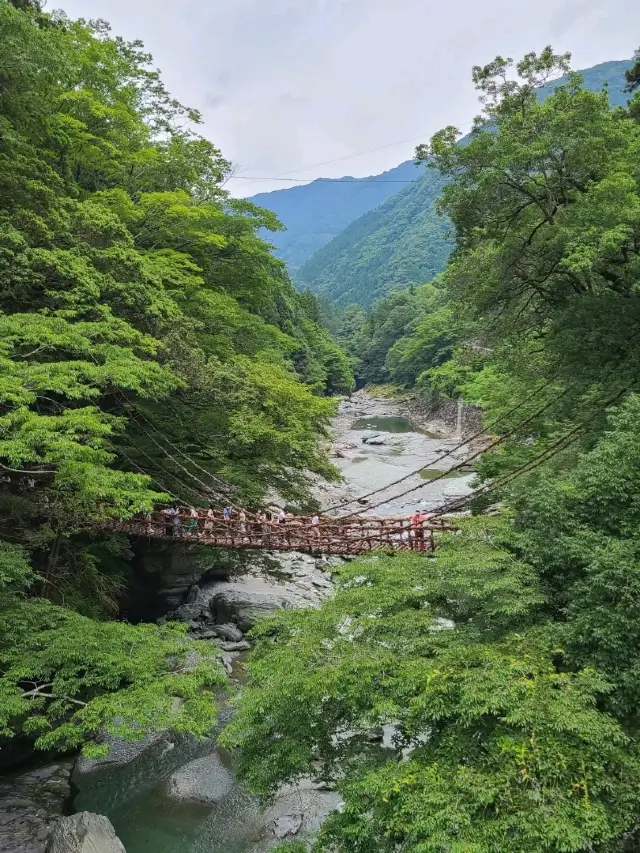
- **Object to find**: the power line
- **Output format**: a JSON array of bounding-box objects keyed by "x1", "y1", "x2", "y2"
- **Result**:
[
  {"x1": 119, "y1": 400, "x2": 229, "y2": 500},
  {"x1": 265, "y1": 133, "x2": 435, "y2": 179},
  {"x1": 228, "y1": 119, "x2": 477, "y2": 185},
  {"x1": 231, "y1": 176, "x2": 418, "y2": 184},
  {"x1": 128, "y1": 404, "x2": 232, "y2": 493},
  {"x1": 432, "y1": 386, "x2": 631, "y2": 518},
  {"x1": 350, "y1": 392, "x2": 566, "y2": 516},
  {"x1": 331, "y1": 324, "x2": 640, "y2": 517},
  {"x1": 117, "y1": 447, "x2": 181, "y2": 502},
  {"x1": 434, "y1": 426, "x2": 587, "y2": 518},
  {"x1": 122, "y1": 439, "x2": 207, "y2": 503}
]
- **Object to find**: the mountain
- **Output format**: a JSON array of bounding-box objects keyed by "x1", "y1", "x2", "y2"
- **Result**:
[
  {"x1": 293, "y1": 59, "x2": 634, "y2": 309},
  {"x1": 248, "y1": 160, "x2": 425, "y2": 270},
  {"x1": 293, "y1": 171, "x2": 450, "y2": 308}
]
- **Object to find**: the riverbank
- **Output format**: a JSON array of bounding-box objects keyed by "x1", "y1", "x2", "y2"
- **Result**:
[{"x1": 312, "y1": 389, "x2": 477, "y2": 518}]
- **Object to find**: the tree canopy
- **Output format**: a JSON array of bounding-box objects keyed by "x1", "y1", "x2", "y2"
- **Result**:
[
  {"x1": 225, "y1": 48, "x2": 640, "y2": 852},
  {"x1": 0, "y1": 0, "x2": 352, "y2": 754}
]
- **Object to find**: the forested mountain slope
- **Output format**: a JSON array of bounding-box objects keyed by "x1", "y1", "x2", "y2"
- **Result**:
[
  {"x1": 247, "y1": 160, "x2": 425, "y2": 270},
  {"x1": 295, "y1": 59, "x2": 634, "y2": 308}
]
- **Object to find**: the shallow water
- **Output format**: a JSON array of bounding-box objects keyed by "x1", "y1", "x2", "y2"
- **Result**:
[
  {"x1": 75, "y1": 738, "x2": 261, "y2": 853},
  {"x1": 419, "y1": 468, "x2": 466, "y2": 481},
  {"x1": 351, "y1": 415, "x2": 438, "y2": 437},
  {"x1": 337, "y1": 403, "x2": 474, "y2": 516}
]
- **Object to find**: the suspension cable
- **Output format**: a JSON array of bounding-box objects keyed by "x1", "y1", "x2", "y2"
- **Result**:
[{"x1": 320, "y1": 378, "x2": 557, "y2": 515}]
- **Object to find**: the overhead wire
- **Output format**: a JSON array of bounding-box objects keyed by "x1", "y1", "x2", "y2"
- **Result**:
[
  {"x1": 231, "y1": 176, "x2": 417, "y2": 184},
  {"x1": 433, "y1": 426, "x2": 588, "y2": 518},
  {"x1": 120, "y1": 403, "x2": 228, "y2": 500},
  {"x1": 430, "y1": 385, "x2": 632, "y2": 518},
  {"x1": 121, "y1": 436, "x2": 210, "y2": 504},
  {"x1": 127, "y1": 403, "x2": 232, "y2": 492},
  {"x1": 117, "y1": 447, "x2": 182, "y2": 502},
  {"x1": 331, "y1": 324, "x2": 640, "y2": 518},
  {"x1": 227, "y1": 119, "x2": 477, "y2": 186}
]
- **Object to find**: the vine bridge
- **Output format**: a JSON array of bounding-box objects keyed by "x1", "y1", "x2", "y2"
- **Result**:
[{"x1": 106, "y1": 509, "x2": 456, "y2": 555}]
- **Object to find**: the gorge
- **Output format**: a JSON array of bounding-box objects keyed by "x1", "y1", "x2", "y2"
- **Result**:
[{"x1": 3, "y1": 2, "x2": 640, "y2": 851}]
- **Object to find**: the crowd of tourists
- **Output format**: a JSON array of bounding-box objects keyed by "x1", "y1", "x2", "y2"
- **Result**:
[
  {"x1": 154, "y1": 506, "x2": 321, "y2": 539},
  {"x1": 143, "y1": 505, "x2": 436, "y2": 550}
]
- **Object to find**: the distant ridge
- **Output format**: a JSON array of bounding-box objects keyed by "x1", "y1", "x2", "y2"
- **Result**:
[
  {"x1": 248, "y1": 161, "x2": 425, "y2": 270},
  {"x1": 290, "y1": 59, "x2": 634, "y2": 308}
]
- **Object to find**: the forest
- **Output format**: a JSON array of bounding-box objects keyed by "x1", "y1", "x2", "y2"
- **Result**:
[
  {"x1": 5, "y1": 0, "x2": 640, "y2": 849},
  {"x1": 0, "y1": 0, "x2": 352, "y2": 758},
  {"x1": 223, "y1": 48, "x2": 640, "y2": 852}
]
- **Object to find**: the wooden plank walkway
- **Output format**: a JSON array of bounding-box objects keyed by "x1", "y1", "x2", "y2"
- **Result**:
[{"x1": 104, "y1": 510, "x2": 456, "y2": 556}]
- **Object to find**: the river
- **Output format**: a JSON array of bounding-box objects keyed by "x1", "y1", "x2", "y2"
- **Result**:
[{"x1": 71, "y1": 391, "x2": 475, "y2": 853}]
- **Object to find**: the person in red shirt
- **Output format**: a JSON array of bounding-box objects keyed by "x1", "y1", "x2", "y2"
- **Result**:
[{"x1": 411, "y1": 510, "x2": 425, "y2": 550}]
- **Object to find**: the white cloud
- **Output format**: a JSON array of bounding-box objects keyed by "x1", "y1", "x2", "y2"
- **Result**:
[{"x1": 57, "y1": 0, "x2": 638, "y2": 195}]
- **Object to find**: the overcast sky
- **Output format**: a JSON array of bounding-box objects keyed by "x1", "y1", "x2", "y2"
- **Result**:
[{"x1": 58, "y1": 0, "x2": 638, "y2": 196}]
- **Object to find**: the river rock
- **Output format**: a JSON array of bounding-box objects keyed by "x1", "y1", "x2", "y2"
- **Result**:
[
  {"x1": 257, "y1": 777, "x2": 342, "y2": 843},
  {"x1": 209, "y1": 623, "x2": 244, "y2": 642},
  {"x1": 203, "y1": 579, "x2": 307, "y2": 633},
  {"x1": 46, "y1": 812, "x2": 125, "y2": 853},
  {"x1": 167, "y1": 752, "x2": 233, "y2": 805},
  {"x1": 273, "y1": 813, "x2": 303, "y2": 839},
  {"x1": 0, "y1": 763, "x2": 72, "y2": 853},
  {"x1": 361, "y1": 433, "x2": 382, "y2": 445},
  {"x1": 174, "y1": 603, "x2": 205, "y2": 622},
  {"x1": 73, "y1": 730, "x2": 174, "y2": 783},
  {"x1": 219, "y1": 640, "x2": 251, "y2": 651}
]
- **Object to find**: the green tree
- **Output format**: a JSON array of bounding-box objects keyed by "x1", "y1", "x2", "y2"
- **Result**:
[
  {"x1": 225, "y1": 50, "x2": 640, "y2": 853},
  {"x1": 0, "y1": 0, "x2": 351, "y2": 752}
]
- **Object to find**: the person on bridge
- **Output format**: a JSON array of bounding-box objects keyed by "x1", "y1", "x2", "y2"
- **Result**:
[
  {"x1": 238, "y1": 508, "x2": 247, "y2": 535},
  {"x1": 188, "y1": 507, "x2": 198, "y2": 536},
  {"x1": 311, "y1": 514, "x2": 320, "y2": 538},
  {"x1": 171, "y1": 506, "x2": 182, "y2": 538},
  {"x1": 204, "y1": 507, "x2": 215, "y2": 536},
  {"x1": 258, "y1": 511, "x2": 272, "y2": 545},
  {"x1": 162, "y1": 505, "x2": 179, "y2": 537},
  {"x1": 411, "y1": 510, "x2": 426, "y2": 550},
  {"x1": 223, "y1": 505, "x2": 232, "y2": 523}
]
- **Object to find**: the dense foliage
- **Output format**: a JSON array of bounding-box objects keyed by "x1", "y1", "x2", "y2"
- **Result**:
[
  {"x1": 248, "y1": 161, "x2": 423, "y2": 271},
  {"x1": 331, "y1": 282, "x2": 455, "y2": 388},
  {"x1": 226, "y1": 49, "x2": 640, "y2": 852},
  {"x1": 0, "y1": 0, "x2": 351, "y2": 754}
]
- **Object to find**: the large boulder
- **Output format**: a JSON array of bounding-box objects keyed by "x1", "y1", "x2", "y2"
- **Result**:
[
  {"x1": 0, "y1": 763, "x2": 72, "y2": 853},
  {"x1": 209, "y1": 623, "x2": 243, "y2": 642},
  {"x1": 46, "y1": 812, "x2": 125, "y2": 853},
  {"x1": 166, "y1": 751, "x2": 234, "y2": 805},
  {"x1": 202, "y1": 578, "x2": 308, "y2": 633},
  {"x1": 73, "y1": 731, "x2": 172, "y2": 783},
  {"x1": 173, "y1": 603, "x2": 206, "y2": 622},
  {"x1": 255, "y1": 777, "x2": 342, "y2": 846}
]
